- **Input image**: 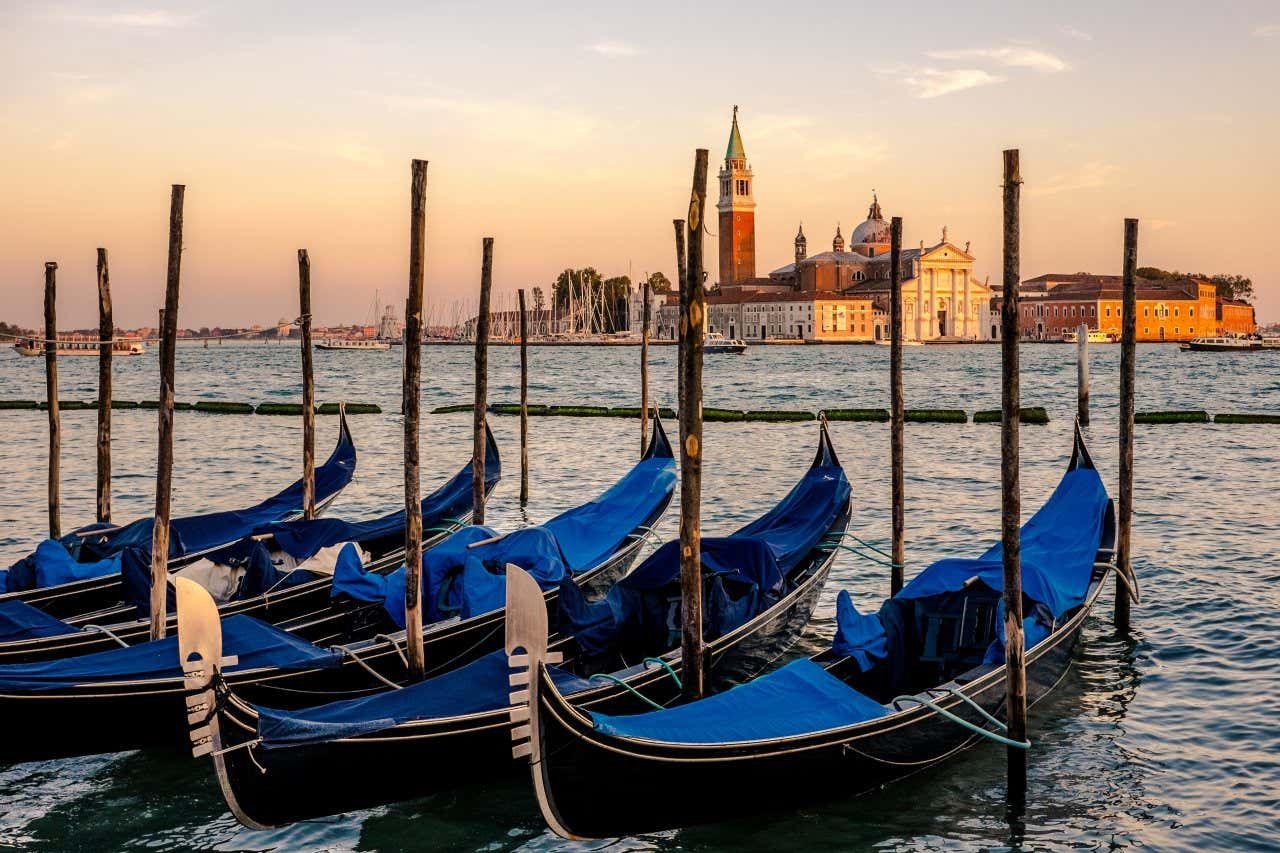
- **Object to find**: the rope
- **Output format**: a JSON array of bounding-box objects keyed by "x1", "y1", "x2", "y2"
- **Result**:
[
  {"x1": 891, "y1": 690, "x2": 1030, "y2": 750},
  {"x1": 848, "y1": 535, "x2": 897, "y2": 562},
  {"x1": 818, "y1": 542, "x2": 904, "y2": 569},
  {"x1": 642, "y1": 657, "x2": 683, "y2": 690},
  {"x1": 81, "y1": 624, "x2": 130, "y2": 648},
  {"x1": 211, "y1": 736, "x2": 263, "y2": 757},
  {"x1": 588, "y1": 673, "x2": 665, "y2": 710},
  {"x1": 1113, "y1": 563, "x2": 1141, "y2": 604},
  {"x1": 335, "y1": 644, "x2": 404, "y2": 691},
  {"x1": 374, "y1": 633, "x2": 409, "y2": 668}
]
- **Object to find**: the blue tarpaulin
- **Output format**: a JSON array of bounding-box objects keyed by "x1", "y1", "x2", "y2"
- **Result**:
[
  {"x1": 559, "y1": 537, "x2": 786, "y2": 658},
  {"x1": 831, "y1": 465, "x2": 1110, "y2": 668},
  {"x1": 591, "y1": 658, "x2": 887, "y2": 743},
  {"x1": 263, "y1": 426, "x2": 499, "y2": 561},
  {"x1": 0, "y1": 599, "x2": 79, "y2": 643},
  {"x1": 331, "y1": 438, "x2": 676, "y2": 628},
  {"x1": 4, "y1": 417, "x2": 357, "y2": 592},
  {"x1": 256, "y1": 648, "x2": 592, "y2": 748},
  {"x1": 0, "y1": 614, "x2": 341, "y2": 692}
]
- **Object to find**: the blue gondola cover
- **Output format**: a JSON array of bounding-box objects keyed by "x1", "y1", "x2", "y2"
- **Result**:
[
  {"x1": 263, "y1": 427, "x2": 499, "y2": 561},
  {"x1": 255, "y1": 649, "x2": 592, "y2": 748},
  {"x1": 3, "y1": 418, "x2": 358, "y2": 591},
  {"x1": 0, "y1": 615, "x2": 341, "y2": 692},
  {"x1": 0, "y1": 598, "x2": 79, "y2": 643},
  {"x1": 590, "y1": 658, "x2": 887, "y2": 744}
]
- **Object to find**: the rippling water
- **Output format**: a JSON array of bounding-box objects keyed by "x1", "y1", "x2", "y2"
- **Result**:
[{"x1": 1, "y1": 342, "x2": 1277, "y2": 851}]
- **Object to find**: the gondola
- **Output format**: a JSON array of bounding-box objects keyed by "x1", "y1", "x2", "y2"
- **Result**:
[
  {"x1": 516, "y1": 423, "x2": 1122, "y2": 839},
  {"x1": 0, "y1": 420, "x2": 675, "y2": 763},
  {"x1": 178, "y1": 420, "x2": 850, "y2": 828},
  {"x1": 0, "y1": 426, "x2": 499, "y2": 664},
  {"x1": 0, "y1": 412, "x2": 358, "y2": 619}
]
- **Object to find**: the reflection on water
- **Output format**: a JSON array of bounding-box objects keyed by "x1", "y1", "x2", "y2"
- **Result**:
[{"x1": 0, "y1": 342, "x2": 1277, "y2": 851}]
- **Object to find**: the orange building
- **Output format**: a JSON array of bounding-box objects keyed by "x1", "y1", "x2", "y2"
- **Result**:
[{"x1": 1013, "y1": 274, "x2": 1255, "y2": 341}]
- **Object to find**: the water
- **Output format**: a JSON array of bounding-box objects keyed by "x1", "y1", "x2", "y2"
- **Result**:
[{"x1": 1, "y1": 342, "x2": 1277, "y2": 851}]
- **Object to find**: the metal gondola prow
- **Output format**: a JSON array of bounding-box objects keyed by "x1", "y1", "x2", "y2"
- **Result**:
[
  {"x1": 176, "y1": 577, "x2": 228, "y2": 759},
  {"x1": 505, "y1": 564, "x2": 575, "y2": 839}
]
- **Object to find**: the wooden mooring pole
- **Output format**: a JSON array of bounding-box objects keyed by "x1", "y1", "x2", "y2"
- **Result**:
[
  {"x1": 518, "y1": 287, "x2": 529, "y2": 506},
  {"x1": 1000, "y1": 150, "x2": 1027, "y2": 803},
  {"x1": 673, "y1": 220, "x2": 686, "y2": 405},
  {"x1": 43, "y1": 262, "x2": 60, "y2": 540},
  {"x1": 889, "y1": 217, "x2": 905, "y2": 595},
  {"x1": 679, "y1": 149, "x2": 709, "y2": 701},
  {"x1": 1077, "y1": 322, "x2": 1090, "y2": 426},
  {"x1": 641, "y1": 278, "x2": 651, "y2": 454},
  {"x1": 96, "y1": 249, "x2": 113, "y2": 523},
  {"x1": 403, "y1": 159, "x2": 428, "y2": 680},
  {"x1": 1116, "y1": 218, "x2": 1138, "y2": 631},
  {"x1": 150, "y1": 184, "x2": 184, "y2": 640},
  {"x1": 298, "y1": 249, "x2": 316, "y2": 520},
  {"x1": 473, "y1": 237, "x2": 493, "y2": 525}
]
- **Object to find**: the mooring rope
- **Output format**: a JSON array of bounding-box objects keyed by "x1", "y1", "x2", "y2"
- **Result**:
[
  {"x1": 81, "y1": 624, "x2": 131, "y2": 648},
  {"x1": 587, "y1": 673, "x2": 665, "y2": 710},
  {"x1": 891, "y1": 688, "x2": 1030, "y2": 749},
  {"x1": 334, "y1": 643, "x2": 404, "y2": 691},
  {"x1": 642, "y1": 657, "x2": 683, "y2": 690},
  {"x1": 818, "y1": 541, "x2": 904, "y2": 569}
]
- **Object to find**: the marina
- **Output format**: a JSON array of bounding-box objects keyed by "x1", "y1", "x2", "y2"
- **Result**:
[{"x1": 2, "y1": 5, "x2": 1277, "y2": 848}]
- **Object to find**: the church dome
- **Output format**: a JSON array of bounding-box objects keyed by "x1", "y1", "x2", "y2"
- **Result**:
[{"x1": 849, "y1": 194, "x2": 890, "y2": 248}]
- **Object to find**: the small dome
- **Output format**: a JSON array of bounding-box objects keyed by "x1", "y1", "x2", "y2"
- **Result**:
[{"x1": 849, "y1": 194, "x2": 891, "y2": 248}]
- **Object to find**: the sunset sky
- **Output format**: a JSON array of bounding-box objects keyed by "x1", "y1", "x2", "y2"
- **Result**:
[{"x1": 2, "y1": 1, "x2": 1277, "y2": 329}]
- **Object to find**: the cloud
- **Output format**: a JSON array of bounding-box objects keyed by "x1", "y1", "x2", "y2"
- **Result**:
[
  {"x1": 1253, "y1": 23, "x2": 1280, "y2": 38},
  {"x1": 925, "y1": 46, "x2": 1069, "y2": 73},
  {"x1": 52, "y1": 8, "x2": 200, "y2": 28},
  {"x1": 1060, "y1": 26, "x2": 1093, "y2": 41},
  {"x1": 876, "y1": 65, "x2": 1004, "y2": 99},
  {"x1": 1027, "y1": 161, "x2": 1119, "y2": 197},
  {"x1": 586, "y1": 41, "x2": 639, "y2": 57}
]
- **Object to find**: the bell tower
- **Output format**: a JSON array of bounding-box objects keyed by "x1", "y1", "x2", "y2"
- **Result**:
[{"x1": 717, "y1": 106, "x2": 756, "y2": 285}]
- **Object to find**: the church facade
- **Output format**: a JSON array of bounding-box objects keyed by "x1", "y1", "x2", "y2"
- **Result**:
[{"x1": 706, "y1": 108, "x2": 994, "y2": 343}]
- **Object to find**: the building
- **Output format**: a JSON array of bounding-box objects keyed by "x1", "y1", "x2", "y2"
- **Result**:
[
  {"x1": 702, "y1": 108, "x2": 993, "y2": 343},
  {"x1": 717, "y1": 106, "x2": 756, "y2": 286},
  {"x1": 1008, "y1": 273, "x2": 1256, "y2": 341}
]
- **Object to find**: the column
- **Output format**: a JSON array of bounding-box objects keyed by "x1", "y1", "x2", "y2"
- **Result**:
[
  {"x1": 915, "y1": 273, "x2": 923, "y2": 341},
  {"x1": 950, "y1": 269, "x2": 958, "y2": 337},
  {"x1": 963, "y1": 270, "x2": 971, "y2": 339}
]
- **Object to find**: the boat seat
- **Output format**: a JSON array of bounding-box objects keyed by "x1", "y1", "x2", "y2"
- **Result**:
[{"x1": 915, "y1": 589, "x2": 998, "y2": 678}]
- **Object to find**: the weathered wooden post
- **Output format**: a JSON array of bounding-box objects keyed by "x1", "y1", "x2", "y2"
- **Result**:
[
  {"x1": 518, "y1": 286, "x2": 529, "y2": 506},
  {"x1": 96, "y1": 249, "x2": 113, "y2": 523},
  {"x1": 298, "y1": 249, "x2": 316, "y2": 519},
  {"x1": 641, "y1": 278, "x2": 651, "y2": 454},
  {"x1": 1076, "y1": 322, "x2": 1090, "y2": 426},
  {"x1": 472, "y1": 237, "x2": 494, "y2": 525},
  {"x1": 403, "y1": 159, "x2": 428, "y2": 680},
  {"x1": 889, "y1": 217, "x2": 905, "y2": 595},
  {"x1": 673, "y1": 220, "x2": 687, "y2": 407},
  {"x1": 150, "y1": 184, "x2": 184, "y2": 640},
  {"x1": 679, "y1": 150, "x2": 709, "y2": 701},
  {"x1": 1000, "y1": 149, "x2": 1027, "y2": 802},
  {"x1": 43, "y1": 262, "x2": 60, "y2": 540},
  {"x1": 1116, "y1": 218, "x2": 1138, "y2": 631}
]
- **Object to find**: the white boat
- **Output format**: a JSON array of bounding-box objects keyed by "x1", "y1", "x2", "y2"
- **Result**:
[
  {"x1": 1062, "y1": 329, "x2": 1113, "y2": 344},
  {"x1": 1260, "y1": 336, "x2": 1280, "y2": 350},
  {"x1": 1179, "y1": 336, "x2": 1261, "y2": 353},
  {"x1": 13, "y1": 338, "x2": 146, "y2": 357},
  {"x1": 874, "y1": 338, "x2": 924, "y2": 347},
  {"x1": 316, "y1": 338, "x2": 391, "y2": 351},
  {"x1": 705, "y1": 332, "x2": 747, "y2": 354}
]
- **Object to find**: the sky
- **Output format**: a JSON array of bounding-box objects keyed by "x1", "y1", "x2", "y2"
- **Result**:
[{"x1": 2, "y1": 0, "x2": 1278, "y2": 329}]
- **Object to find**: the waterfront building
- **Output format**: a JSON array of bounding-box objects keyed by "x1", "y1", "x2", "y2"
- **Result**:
[
  {"x1": 1008, "y1": 273, "x2": 1257, "y2": 341},
  {"x1": 703, "y1": 108, "x2": 993, "y2": 343}
]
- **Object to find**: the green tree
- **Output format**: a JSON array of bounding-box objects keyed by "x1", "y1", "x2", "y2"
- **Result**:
[
  {"x1": 1137, "y1": 267, "x2": 1254, "y2": 303},
  {"x1": 644, "y1": 271, "x2": 673, "y2": 294}
]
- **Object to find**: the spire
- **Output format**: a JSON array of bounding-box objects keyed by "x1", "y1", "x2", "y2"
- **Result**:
[
  {"x1": 795, "y1": 222, "x2": 806, "y2": 244},
  {"x1": 725, "y1": 105, "x2": 746, "y2": 162},
  {"x1": 833, "y1": 224, "x2": 845, "y2": 253},
  {"x1": 868, "y1": 192, "x2": 883, "y2": 221}
]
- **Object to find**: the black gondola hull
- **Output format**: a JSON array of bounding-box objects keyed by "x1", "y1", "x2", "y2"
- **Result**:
[
  {"x1": 531, "y1": 579, "x2": 1099, "y2": 839},
  {"x1": 203, "y1": 504, "x2": 848, "y2": 828}
]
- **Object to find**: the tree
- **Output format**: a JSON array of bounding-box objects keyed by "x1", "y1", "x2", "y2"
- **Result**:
[
  {"x1": 1137, "y1": 267, "x2": 1254, "y2": 304},
  {"x1": 531, "y1": 286, "x2": 546, "y2": 334},
  {"x1": 644, "y1": 271, "x2": 673, "y2": 294}
]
